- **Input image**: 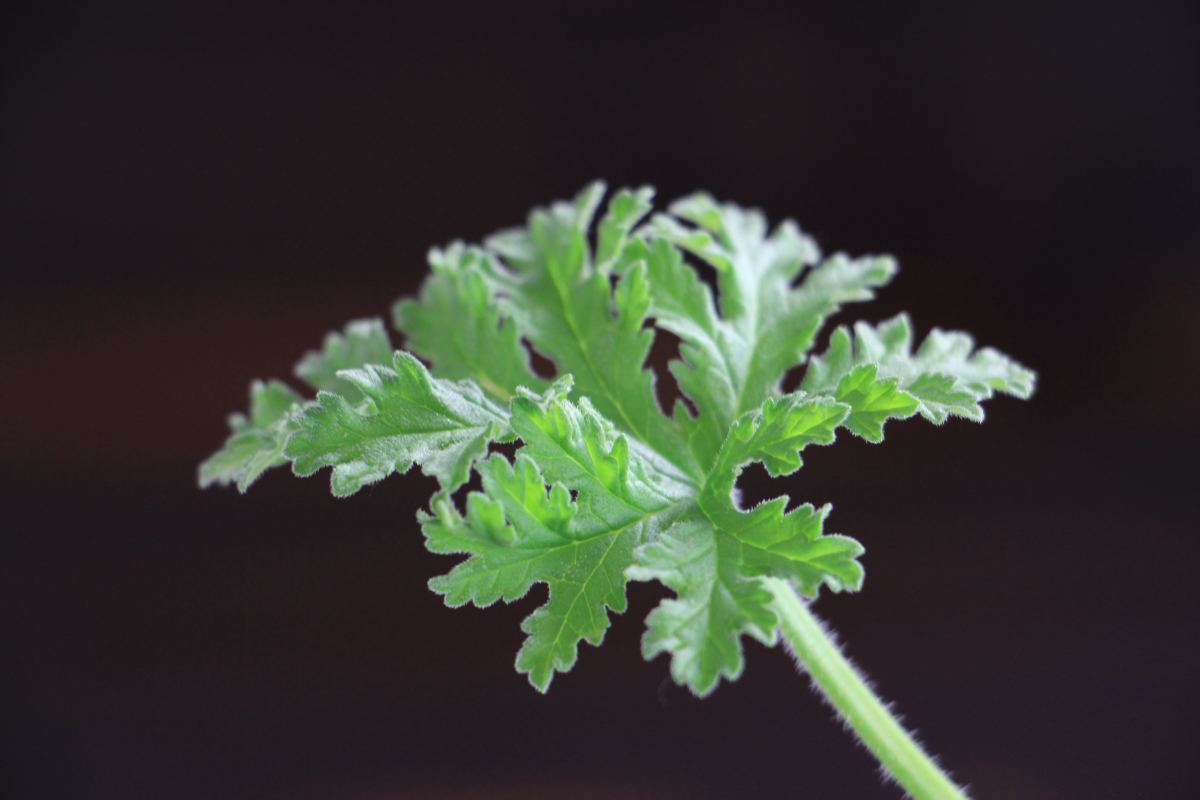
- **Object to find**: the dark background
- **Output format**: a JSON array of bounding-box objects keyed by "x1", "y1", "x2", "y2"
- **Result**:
[{"x1": 3, "y1": 2, "x2": 1198, "y2": 798}]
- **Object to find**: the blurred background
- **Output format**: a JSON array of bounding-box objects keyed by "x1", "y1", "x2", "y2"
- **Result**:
[{"x1": 3, "y1": 1, "x2": 1198, "y2": 797}]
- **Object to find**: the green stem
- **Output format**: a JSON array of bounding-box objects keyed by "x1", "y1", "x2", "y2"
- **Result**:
[{"x1": 764, "y1": 578, "x2": 968, "y2": 800}]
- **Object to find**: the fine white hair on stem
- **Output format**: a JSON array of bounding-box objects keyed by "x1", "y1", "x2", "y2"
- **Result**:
[
  {"x1": 783, "y1": 614, "x2": 913, "y2": 793},
  {"x1": 766, "y1": 577, "x2": 970, "y2": 800}
]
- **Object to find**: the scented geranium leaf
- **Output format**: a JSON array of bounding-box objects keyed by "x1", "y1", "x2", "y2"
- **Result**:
[
  {"x1": 629, "y1": 394, "x2": 861, "y2": 695},
  {"x1": 198, "y1": 380, "x2": 302, "y2": 492},
  {"x1": 707, "y1": 393, "x2": 850, "y2": 480},
  {"x1": 393, "y1": 243, "x2": 544, "y2": 401},
  {"x1": 627, "y1": 517, "x2": 778, "y2": 696},
  {"x1": 832, "y1": 364, "x2": 920, "y2": 443},
  {"x1": 715, "y1": 500, "x2": 865, "y2": 596},
  {"x1": 202, "y1": 323, "x2": 414, "y2": 493},
  {"x1": 428, "y1": 380, "x2": 687, "y2": 691},
  {"x1": 424, "y1": 455, "x2": 581, "y2": 608},
  {"x1": 622, "y1": 236, "x2": 740, "y2": 468},
  {"x1": 641, "y1": 194, "x2": 895, "y2": 466},
  {"x1": 640, "y1": 212, "x2": 732, "y2": 271},
  {"x1": 285, "y1": 351, "x2": 508, "y2": 497},
  {"x1": 482, "y1": 183, "x2": 700, "y2": 478},
  {"x1": 507, "y1": 378, "x2": 693, "y2": 518},
  {"x1": 697, "y1": 395, "x2": 864, "y2": 596},
  {"x1": 595, "y1": 186, "x2": 654, "y2": 273},
  {"x1": 294, "y1": 318, "x2": 393, "y2": 403},
  {"x1": 204, "y1": 181, "x2": 1037, "y2": 710},
  {"x1": 630, "y1": 507, "x2": 861, "y2": 697},
  {"x1": 803, "y1": 313, "x2": 1035, "y2": 428}
]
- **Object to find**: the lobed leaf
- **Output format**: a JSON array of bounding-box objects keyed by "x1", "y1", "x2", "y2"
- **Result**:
[
  {"x1": 294, "y1": 318, "x2": 393, "y2": 403},
  {"x1": 481, "y1": 183, "x2": 701, "y2": 478},
  {"x1": 641, "y1": 194, "x2": 895, "y2": 467},
  {"x1": 628, "y1": 518, "x2": 777, "y2": 696},
  {"x1": 200, "y1": 320, "x2": 400, "y2": 492},
  {"x1": 202, "y1": 182, "x2": 1036, "y2": 696},
  {"x1": 803, "y1": 313, "x2": 1035, "y2": 431},
  {"x1": 286, "y1": 351, "x2": 509, "y2": 497},
  {"x1": 198, "y1": 380, "x2": 303, "y2": 493},
  {"x1": 427, "y1": 380, "x2": 686, "y2": 691},
  {"x1": 394, "y1": 244, "x2": 544, "y2": 402},
  {"x1": 629, "y1": 393, "x2": 863, "y2": 695}
]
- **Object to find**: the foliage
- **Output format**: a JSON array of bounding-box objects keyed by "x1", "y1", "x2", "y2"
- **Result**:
[{"x1": 202, "y1": 183, "x2": 1034, "y2": 696}]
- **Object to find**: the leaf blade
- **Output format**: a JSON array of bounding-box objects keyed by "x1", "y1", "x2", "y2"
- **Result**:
[
  {"x1": 294, "y1": 318, "x2": 393, "y2": 402},
  {"x1": 394, "y1": 244, "x2": 544, "y2": 402},
  {"x1": 427, "y1": 382, "x2": 686, "y2": 691},
  {"x1": 198, "y1": 380, "x2": 302, "y2": 493},
  {"x1": 285, "y1": 351, "x2": 508, "y2": 496},
  {"x1": 804, "y1": 314, "x2": 1036, "y2": 430}
]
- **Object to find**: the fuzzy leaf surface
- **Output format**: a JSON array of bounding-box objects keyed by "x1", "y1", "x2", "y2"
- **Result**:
[
  {"x1": 803, "y1": 313, "x2": 1035, "y2": 430},
  {"x1": 394, "y1": 244, "x2": 544, "y2": 401},
  {"x1": 481, "y1": 183, "x2": 700, "y2": 477},
  {"x1": 286, "y1": 351, "x2": 509, "y2": 497},
  {"x1": 200, "y1": 321, "x2": 404, "y2": 491},
  {"x1": 425, "y1": 381, "x2": 687, "y2": 691},
  {"x1": 626, "y1": 392, "x2": 863, "y2": 695},
  {"x1": 202, "y1": 182, "x2": 1036, "y2": 697},
  {"x1": 294, "y1": 318, "x2": 393, "y2": 403},
  {"x1": 627, "y1": 518, "x2": 778, "y2": 695},
  {"x1": 640, "y1": 194, "x2": 896, "y2": 466},
  {"x1": 198, "y1": 380, "x2": 303, "y2": 492}
]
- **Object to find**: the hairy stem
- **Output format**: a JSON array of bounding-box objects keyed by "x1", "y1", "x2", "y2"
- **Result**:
[{"x1": 764, "y1": 578, "x2": 968, "y2": 800}]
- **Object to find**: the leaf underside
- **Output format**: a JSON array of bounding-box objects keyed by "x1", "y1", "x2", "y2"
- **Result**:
[{"x1": 202, "y1": 182, "x2": 1035, "y2": 695}]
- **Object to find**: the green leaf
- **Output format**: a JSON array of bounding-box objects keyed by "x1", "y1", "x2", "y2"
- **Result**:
[
  {"x1": 697, "y1": 394, "x2": 863, "y2": 599},
  {"x1": 704, "y1": 393, "x2": 850, "y2": 483},
  {"x1": 641, "y1": 193, "x2": 896, "y2": 467},
  {"x1": 203, "y1": 181, "x2": 1037, "y2": 697},
  {"x1": 286, "y1": 351, "x2": 509, "y2": 497},
  {"x1": 832, "y1": 364, "x2": 920, "y2": 443},
  {"x1": 482, "y1": 183, "x2": 701, "y2": 478},
  {"x1": 623, "y1": 236, "x2": 739, "y2": 472},
  {"x1": 294, "y1": 318, "x2": 393, "y2": 403},
  {"x1": 507, "y1": 379, "x2": 693, "y2": 515},
  {"x1": 595, "y1": 186, "x2": 655, "y2": 273},
  {"x1": 198, "y1": 380, "x2": 302, "y2": 492},
  {"x1": 803, "y1": 313, "x2": 1036, "y2": 427},
  {"x1": 630, "y1": 393, "x2": 863, "y2": 695},
  {"x1": 627, "y1": 518, "x2": 778, "y2": 696},
  {"x1": 394, "y1": 244, "x2": 544, "y2": 402},
  {"x1": 427, "y1": 381, "x2": 686, "y2": 691},
  {"x1": 201, "y1": 321, "x2": 407, "y2": 492}
]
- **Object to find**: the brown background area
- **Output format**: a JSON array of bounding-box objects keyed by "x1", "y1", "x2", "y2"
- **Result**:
[{"x1": 3, "y1": 2, "x2": 1198, "y2": 798}]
